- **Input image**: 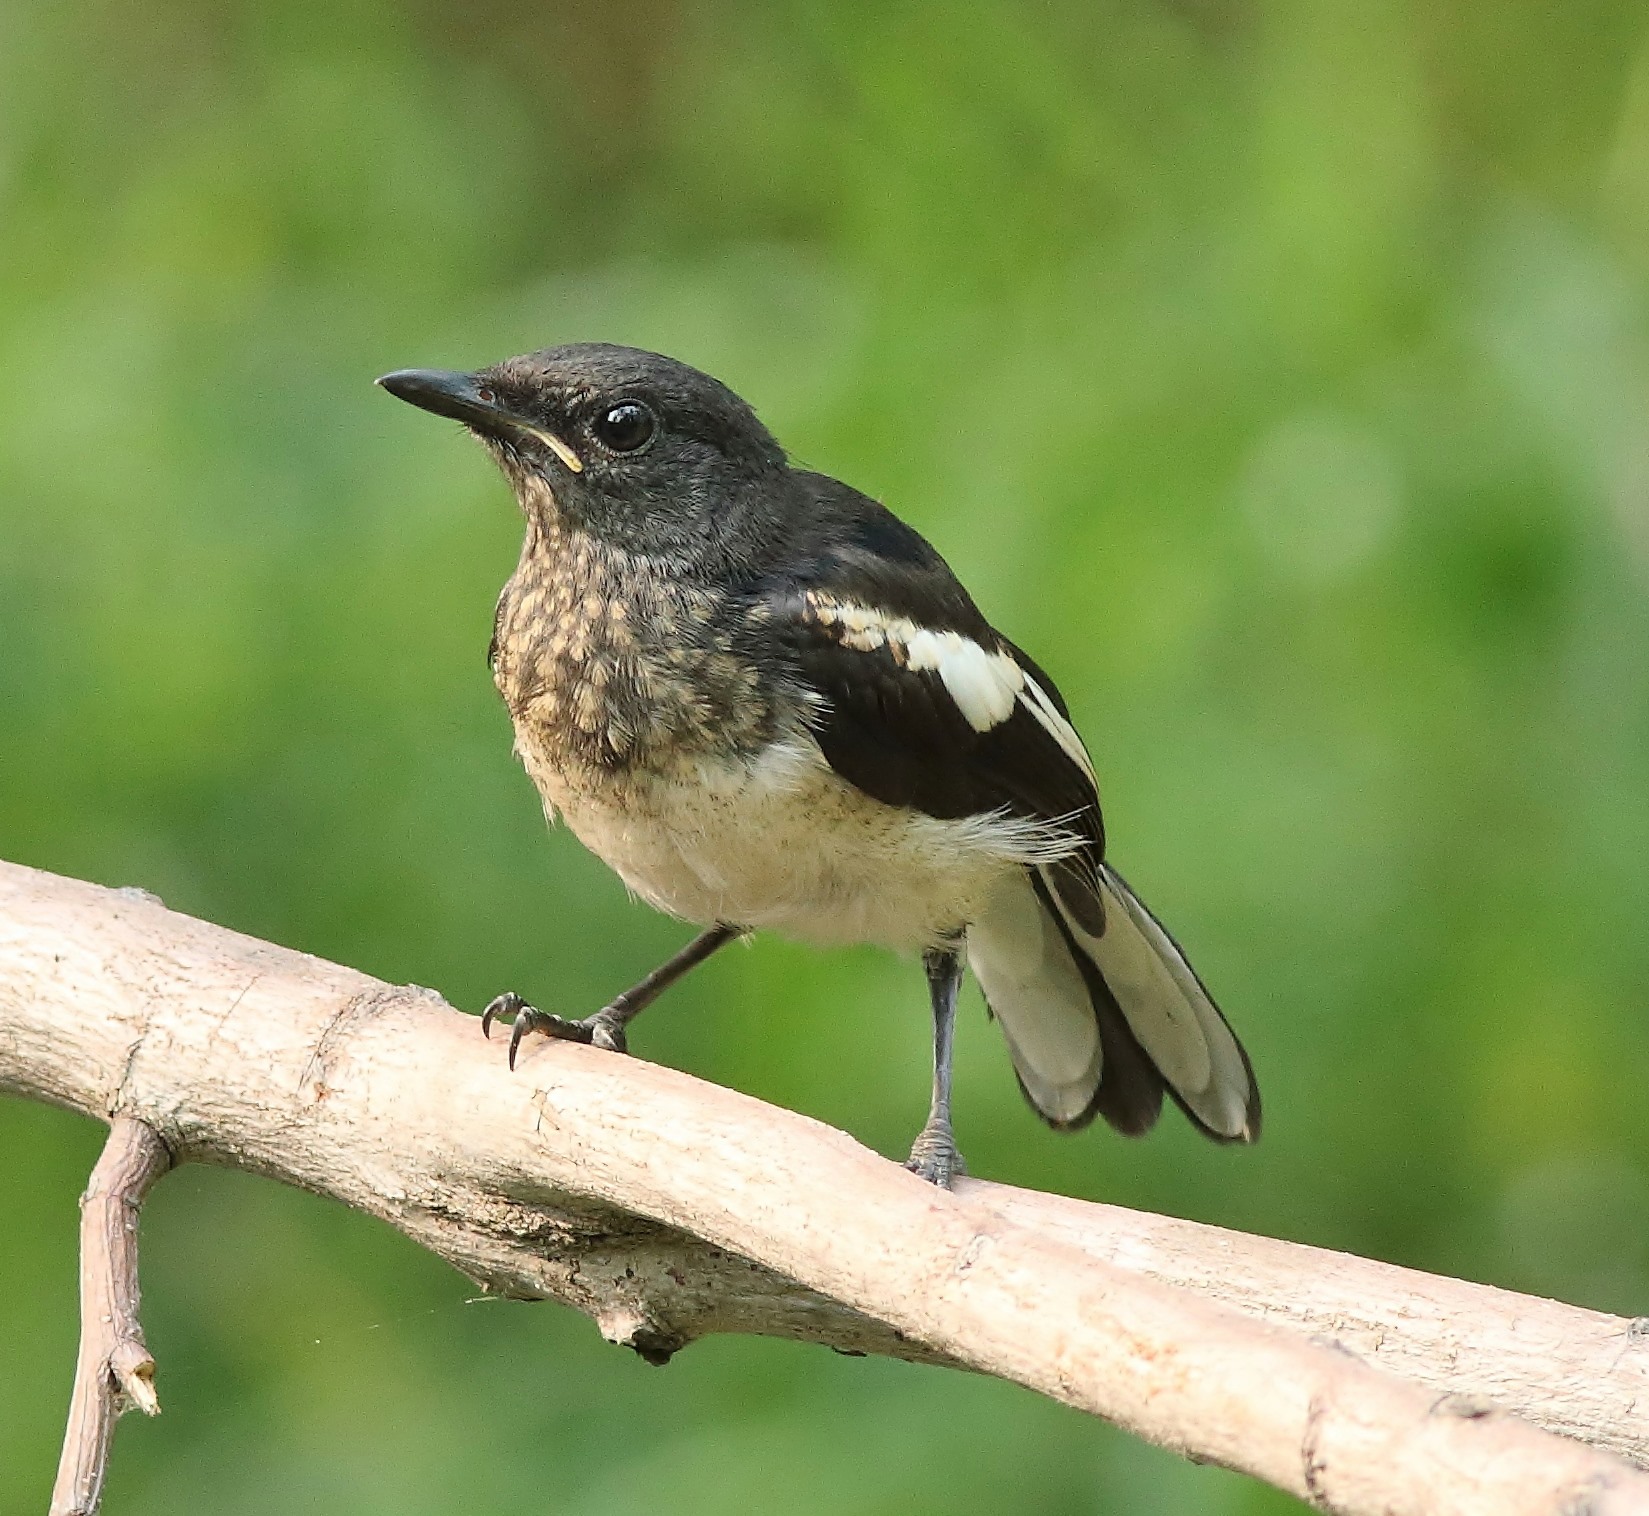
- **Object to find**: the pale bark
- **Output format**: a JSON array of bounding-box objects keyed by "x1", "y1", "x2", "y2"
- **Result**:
[
  {"x1": 48, "y1": 1118, "x2": 170, "y2": 1516},
  {"x1": 3, "y1": 858, "x2": 1648, "y2": 1515}
]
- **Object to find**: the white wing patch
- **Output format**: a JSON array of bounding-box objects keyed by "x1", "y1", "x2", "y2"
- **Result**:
[
  {"x1": 804, "y1": 594, "x2": 1024, "y2": 733},
  {"x1": 801, "y1": 597, "x2": 1099, "y2": 783}
]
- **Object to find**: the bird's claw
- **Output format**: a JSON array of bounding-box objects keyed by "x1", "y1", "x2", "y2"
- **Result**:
[
  {"x1": 481, "y1": 993, "x2": 629, "y2": 1070},
  {"x1": 904, "y1": 1125, "x2": 966, "y2": 1189},
  {"x1": 480, "y1": 991, "x2": 525, "y2": 1043}
]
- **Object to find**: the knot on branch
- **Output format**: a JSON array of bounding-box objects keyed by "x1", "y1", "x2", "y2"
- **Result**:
[{"x1": 595, "y1": 1303, "x2": 687, "y2": 1366}]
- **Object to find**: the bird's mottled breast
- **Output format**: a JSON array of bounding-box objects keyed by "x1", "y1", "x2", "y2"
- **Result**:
[{"x1": 488, "y1": 519, "x2": 783, "y2": 790}]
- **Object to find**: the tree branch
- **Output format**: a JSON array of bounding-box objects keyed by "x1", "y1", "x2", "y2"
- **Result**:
[
  {"x1": 49, "y1": 1116, "x2": 169, "y2": 1516},
  {"x1": 4, "y1": 858, "x2": 1649, "y2": 1515}
]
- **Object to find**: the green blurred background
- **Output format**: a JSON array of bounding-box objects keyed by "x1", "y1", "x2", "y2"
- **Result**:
[{"x1": 5, "y1": 1, "x2": 1649, "y2": 1510}]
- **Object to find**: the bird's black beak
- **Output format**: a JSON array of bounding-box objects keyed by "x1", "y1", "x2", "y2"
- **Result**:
[
  {"x1": 376, "y1": 368, "x2": 494, "y2": 425},
  {"x1": 375, "y1": 368, "x2": 584, "y2": 472}
]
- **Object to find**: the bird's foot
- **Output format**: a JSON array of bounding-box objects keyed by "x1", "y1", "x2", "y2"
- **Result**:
[
  {"x1": 481, "y1": 992, "x2": 630, "y2": 1070},
  {"x1": 904, "y1": 1123, "x2": 966, "y2": 1189}
]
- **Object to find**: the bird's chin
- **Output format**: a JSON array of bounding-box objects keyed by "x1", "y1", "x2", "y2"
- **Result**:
[
  {"x1": 469, "y1": 424, "x2": 559, "y2": 478},
  {"x1": 491, "y1": 451, "x2": 569, "y2": 526},
  {"x1": 478, "y1": 429, "x2": 536, "y2": 477}
]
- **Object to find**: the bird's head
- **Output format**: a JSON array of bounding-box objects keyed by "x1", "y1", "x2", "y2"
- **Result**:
[{"x1": 378, "y1": 344, "x2": 790, "y2": 568}]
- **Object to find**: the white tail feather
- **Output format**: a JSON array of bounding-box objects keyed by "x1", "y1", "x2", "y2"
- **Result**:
[
  {"x1": 1044, "y1": 863, "x2": 1256, "y2": 1141},
  {"x1": 966, "y1": 871, "x2": 1101, "y2": 1125}
]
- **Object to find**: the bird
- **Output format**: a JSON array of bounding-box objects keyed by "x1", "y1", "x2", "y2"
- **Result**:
[{"x1": 377, "y1": 344, "x2": 1259, "y2": 1186}]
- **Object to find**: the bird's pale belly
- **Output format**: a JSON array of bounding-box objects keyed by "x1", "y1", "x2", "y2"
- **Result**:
[{"x1": 515, "y1": 732, "x2": 1026, "y2": 951}]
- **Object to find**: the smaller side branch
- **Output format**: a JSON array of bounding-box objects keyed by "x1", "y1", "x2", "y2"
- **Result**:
[{"x1": 50, "y1": 1117, "x2": 171, "y2": 1516}]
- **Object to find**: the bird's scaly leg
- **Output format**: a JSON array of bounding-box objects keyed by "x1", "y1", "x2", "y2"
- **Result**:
[
  {"x1": 906, "y1": 943, "x2": 966, "y2": 1188},
  {"x1": 483, "y1": 923, "x2": 741, "y2": 1070}
]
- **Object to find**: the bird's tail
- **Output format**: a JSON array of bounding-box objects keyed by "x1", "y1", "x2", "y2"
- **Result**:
[{"x1": 965, "y1": 861, "x2": 1259, "y2": 1141}]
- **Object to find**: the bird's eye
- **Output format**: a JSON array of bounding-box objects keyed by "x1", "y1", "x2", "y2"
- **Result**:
[{"x1": 593, "y1": 401, "x2": 657, "y2": 454}]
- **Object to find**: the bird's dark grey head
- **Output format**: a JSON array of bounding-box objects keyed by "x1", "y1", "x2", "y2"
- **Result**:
[{"x1": 378, "y1": 344, "x2": 790, "y2": 567}]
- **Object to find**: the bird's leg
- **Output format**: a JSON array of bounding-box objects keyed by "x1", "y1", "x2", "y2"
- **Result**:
[
  {"x1": 483, "y1": 923, "x2": 742, "y2": 1071},
  {"x1": 906, "y1": 942, "x2": 966, "y2": 1188}
]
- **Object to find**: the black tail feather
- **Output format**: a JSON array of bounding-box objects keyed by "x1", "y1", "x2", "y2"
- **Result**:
[{"x1": 1025, "y1": 868, "x2": 1165, "y2": 1136}]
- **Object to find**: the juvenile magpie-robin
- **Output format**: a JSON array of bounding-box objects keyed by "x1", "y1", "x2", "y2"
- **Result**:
[{"x1": 378, "y1": 345, "x2": 1259, "y2": 1185}]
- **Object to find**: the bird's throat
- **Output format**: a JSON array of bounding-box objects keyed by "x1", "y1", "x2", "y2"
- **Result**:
[{"x1": 489, "y1": 524, "x2": 781, "y2": 783}]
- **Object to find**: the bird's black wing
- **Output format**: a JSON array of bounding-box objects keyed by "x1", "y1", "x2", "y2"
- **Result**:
[{"x1": 749, "y1": 478, "x2": 1106, "y2": 880}]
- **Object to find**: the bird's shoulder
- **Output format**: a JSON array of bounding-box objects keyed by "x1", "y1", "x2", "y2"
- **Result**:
[{"x1": 767, "y1": 470, "x2": 989, "y2": 632}]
